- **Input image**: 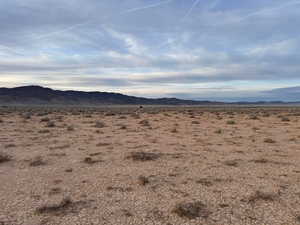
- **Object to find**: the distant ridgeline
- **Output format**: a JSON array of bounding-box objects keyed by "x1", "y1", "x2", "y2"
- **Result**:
[{"x1": 0, "y1": 86, "x2": 218, "y2": 105}]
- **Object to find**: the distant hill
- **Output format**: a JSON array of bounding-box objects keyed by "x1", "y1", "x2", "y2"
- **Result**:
[{"x1": 0, "y1": 86, "x2": 221, "y2": 105}]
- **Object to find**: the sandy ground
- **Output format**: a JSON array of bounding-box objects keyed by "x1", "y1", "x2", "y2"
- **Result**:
[{"x1": 1, "y1": 106, "x2": 300, "y2": 225}]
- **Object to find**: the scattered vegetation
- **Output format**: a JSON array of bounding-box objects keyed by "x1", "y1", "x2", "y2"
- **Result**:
[
  {"x1": 128, "y1": 152, "x2": 161, "y2": 161},
  {"x1": 36, "y1": 197, "x2": 73, "y2": 215},
  {"x1": 226, "y1": 120, "x2": 236, "y2": 125},
  {"x1": 40, "y1": 117, "x2": 50, "y2": 122},
  {"x1": 0, "y1": 152, "x2": 12, "y2": 163},
  {"x1": 139, "y1": 119, "x2": 150, "y2": 127},
  {"x1": 264, "y1": 138, "x2": 276, "y2": 143},
  {"x1": 224, "y1": 159, "x2": 240, "y2": 167},
  {"x1": 46, "y1": 121, "x2": 55, "y2": 128},
  {"x1": 248, "y1": 190, "x2": 278, "y2": 203},
  {"x1": 29, "y1": 156, "x2": 47, "y2": 167},
  {"x1": 138, "y1": 176, "x2": 150, "y2": 185},
  {"x1": 94, "y1": 121, "x2": 105, "y2": 128},
  {"x1": 67, "y1": 126, "x2": 74, "y2": 131},
  {"x1": 281, "y1": 117, "x2": 290, "y2": 122},
  {"x1": 173, "y1": 201, "x2": 210, "y2": 219},
  {"x1": 83, "y1": 157, "x2": 102, "y2": 164}
]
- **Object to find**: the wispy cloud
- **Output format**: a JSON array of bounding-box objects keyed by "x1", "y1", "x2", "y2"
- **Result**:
[
  {"x1": 121, "y1": 0, "x2": 173, "y2": 14},
  {"x1": 182, "y1": 0, "x2": 201, "y2": 21},
  {"x1": 236, "y1": 0, "x2": 300, "y2": 23},
  {"x1": 1, "y1": 0, "x2": 300, "y2": 101},
  {"x1": 31, "y1": 0, "x2": 174, "y2": 42}
]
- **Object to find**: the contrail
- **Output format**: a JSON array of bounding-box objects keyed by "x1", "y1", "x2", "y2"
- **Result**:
[
  {"x1": 0, "y1": 44, "x2": 25, "y2": 56},
  {"x1": 121, "y1": 0, "x2": 173, "y2": 14},
  {"x1": 182, "y1": 0, "x2": 201, "y2": 21},
  {"x1": 33, "y1": 20, "x2": 93, "y2": 40},
  {"x1": 237, "y1": 0, "x2": 300, "y2": 23},
  {"x1": 32, "y1": 0, "x2": 173, "y2": 41}
]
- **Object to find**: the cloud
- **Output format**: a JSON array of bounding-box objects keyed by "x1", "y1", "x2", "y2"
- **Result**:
[{"x1": 0, "y1": 0, "x2": 300, "y2": 101}]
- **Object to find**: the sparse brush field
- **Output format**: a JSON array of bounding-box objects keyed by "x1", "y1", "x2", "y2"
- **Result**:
[{"x1": 1, "y1": 106, "x2": 300, "y2": 225}]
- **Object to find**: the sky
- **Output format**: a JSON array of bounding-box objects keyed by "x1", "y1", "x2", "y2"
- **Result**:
[{"x1": 1, "y1": 0, "x2": 300, "y2": 101}]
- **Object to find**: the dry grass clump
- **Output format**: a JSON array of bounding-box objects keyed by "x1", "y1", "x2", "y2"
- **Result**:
[
  {"x1": 226, "y1": 120, "x2": 236, "y2": 125},
  {"x1": 171, "y1": 128, "x2": 178, "y2": 133},
  {"x1": 196, "y1": 178, "x2": 213, "y2": 187},
  {"x1": 38, "y1": 129, "x2": 50, "y2": 134},
  {"x1": 224, "y1": 159, "x2": 240, "y2": 167},
  {"x1": 128, "y1": 152, "x2": 161, "y2": 161},
  {"x1": 173, "y1": 201, "x2": 210, "y2": 219},
  {"x1": 251, "y1": 158, "x2": 269, "y2": 164},
  {"x1": 264, "y1": 138, "x2": 276, "y2": 143},
  {"x1": 40, "y1": 117, "x2": 50, "y2": 122},
  {"x1": 45, "y1": 121, "x2": 55, "y2": 128},
  {"x1": 36, "y1": 197, "x2": 73, "y2": 215},
  {"x1": 29, "y1": 156, "x2": 47, "y2": 167},
  {"x1": 119, "y1": 124, "x2": 127, "y2": 130},
  {"x1": 94, "y1": 121, "x2": 105, "y2": 128},
  {"x1": 138, "y1": 176, "x2": 150, "y2": 185},
  {"x1": 249, "y1": 115, "x2": 259, "y2": 120},
  {"x1": 5, "y1": 144, "x2": 16, "y2": 148},
  {"x1": 48, "y1": 187, "x2": 63, "y2": 196},
  {"x1": 83, "y1": 156, "x2": 102, "y2": 164},
  {"x1": 215, "y1": 129, "x2": 222, "y2": 134},
  {"x1": 281, "y1": 117, "x2": 290, "y2": 122},
  {"x1": 0, "y1": 152, "x2": 12, "y2": 163},
  {"x1": 139, "y1": 119, "x2": 150, "y2": 127},
  {"x1": 248, "y1": 190, "x2": 278, "y2": 203},
  {"x1": 67, "y1": 126, "x2": 74, "y2": 131}
]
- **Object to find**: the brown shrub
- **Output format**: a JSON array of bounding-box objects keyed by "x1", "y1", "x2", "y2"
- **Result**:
[
  {"x1": 128, "y1": 152, "x2": 161, "y2": 161},
  {"x1": 173, "y1": 201, "x2": 210, "y2": 219},
  {"x1": 0, "y1": 153, "x2": 12, "y2": 163},
  {"x1": 264, "y1": 138, "x2": 276, "y2": 143}
]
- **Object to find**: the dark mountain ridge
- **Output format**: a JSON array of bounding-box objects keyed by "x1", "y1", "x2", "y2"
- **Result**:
[
  {"x1": 0, "y1": 86, "x2": 219, "y2": 105},
  {"x1": 0, "y1": 86, "x2": 299, "y2": 106}
]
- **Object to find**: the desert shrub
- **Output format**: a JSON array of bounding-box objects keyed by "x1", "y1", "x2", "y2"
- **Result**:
[
  {"x1": 36, "y1": 197, "x2": 72, "y2": 215},
  {"x1": 83, "y1": 157, "x2": 102, "y2": 164},
  {"x1": 215, "y1": 129, "x2": 222, "y2": 134},
  {"x1": 41, "y1": 117, "x2": 50, "y2": 122},
  {"x1": 264, "y1": 138, "x2": 276, "y2": 143},
  {"x1": 128, "y1": 152, "x2": 161, "y2": 161},
  {"x1": 224, "y1": 159, "x2": 239, "y2": 167},
  {"x1": 249, "y1": 115, "x2": 259, "y2": 120},
  {"x1": 119, "y1": 124, "x2": 127, "y2": 130},
  {"x1": 281, "y1": 117, "x2": 290, "y2": 122},
  {"x1": 226, "y1": 120, "x2": 236, "y2": 125},
  {"x1": 171, "y1": 128, "x2": 178, "y2": 133},
  {"x1": 139, "y1": 120, "x2": 150, "y2": 127},
  {"x1": 30, "y1": 156, "x2": 47, "y2": 167},
  {"x1": 46, "y1": 121, "x2": 55, "y2": 128},
  {"x1": 252, "y1": 158, "x2": 269, "y2": 164},
  {"x1": 67, "y1": 126, "x2": 74, "y2": 131},
  {"x1": 0, "y1": 152, "x2": 12, "y2": 163},
  {"x1": 39, "y1": 129, "x2": 50, "y2": 134},
  {"x1": 94, "y1": 121, "x2": 105, "y2": 128},
  {"x1": 138, "y1": 176, "x2": 150, "y2": 185},
  {"x1": 173, "y1": 201, "x2": 210, "y2": 219},
  {"x1": 248, "y1": 190, "x2": 278, "y2": 203}
]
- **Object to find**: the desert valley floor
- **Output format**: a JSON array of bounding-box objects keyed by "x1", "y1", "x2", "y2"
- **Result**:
[{"x1": 1, "y1": 106, "x2": 300, "y2": 225}]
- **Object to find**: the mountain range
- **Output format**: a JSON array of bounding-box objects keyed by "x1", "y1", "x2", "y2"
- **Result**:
[
  {"x1": 0, "y1": 85, "x2": 297, "y2": 106},
  {"x1": 0, "y1": 86, "x2": 219, "y2": 105}
]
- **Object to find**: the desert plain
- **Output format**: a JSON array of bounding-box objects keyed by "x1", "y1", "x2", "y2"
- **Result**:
[{"x1": 1, "y1": 106, "x2": 300, "y2": 225}]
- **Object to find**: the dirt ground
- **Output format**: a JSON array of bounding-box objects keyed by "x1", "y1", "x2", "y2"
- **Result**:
[{"x1": 1, "y1": 106, "x2": 300, "y2": 225}]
